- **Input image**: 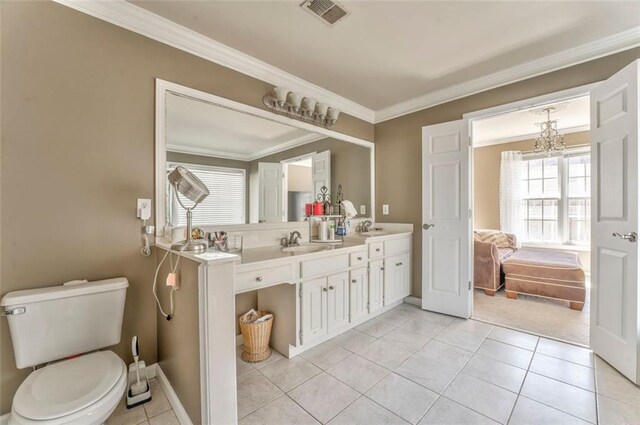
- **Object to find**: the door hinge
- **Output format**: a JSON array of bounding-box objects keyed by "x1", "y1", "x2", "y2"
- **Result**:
[
  {"x1": 299, "y1": 330, "x2": 303, "y2": 344},
  {"x1": 468, "y1": 281, "x2": 471, "y2": 291},
  {"x1": 299, "y1": 288, "x2": 303, "y2": 298},
  {"x1": 469, "y1": 136, "x2": 472, "y2": 146}
]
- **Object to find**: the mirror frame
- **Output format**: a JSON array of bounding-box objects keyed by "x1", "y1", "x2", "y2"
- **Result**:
[{"x1": 155, "y1": 79, "x2": 375, "y2": 236}]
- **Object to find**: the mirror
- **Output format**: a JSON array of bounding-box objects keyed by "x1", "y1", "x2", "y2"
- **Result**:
[{"x1": 157, "y1": 83, "x2": 373, "y2": 231}]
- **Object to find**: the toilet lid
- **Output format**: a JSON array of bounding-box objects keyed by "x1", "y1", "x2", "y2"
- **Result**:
[{"x1": 14, "y1": 351, "x2": 125, "y2": 420}]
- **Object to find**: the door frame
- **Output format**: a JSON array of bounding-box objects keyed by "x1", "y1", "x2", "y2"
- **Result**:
[{"x1": 461, "y1": 82, "x2": 600, "y2": 318}]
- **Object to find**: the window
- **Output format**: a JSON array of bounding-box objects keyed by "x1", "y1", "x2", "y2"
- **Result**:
[
  {"x1": 520, "y1": 149, "x2": 590, "y2": 245},
  {"x1": 167, "y1": 163, "x2": 246, "y2": 226}
]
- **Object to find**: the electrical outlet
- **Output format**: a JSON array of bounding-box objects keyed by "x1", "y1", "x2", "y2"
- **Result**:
[
  {"x1": 360, "y1": 205, "x2": 366, "y2": 215},
  {"x1": 382, "y1": 204, "x2": 389, "y2": 215},
  {"x1": 137, "y1": 198, "x2": 151, "y2": 220}
]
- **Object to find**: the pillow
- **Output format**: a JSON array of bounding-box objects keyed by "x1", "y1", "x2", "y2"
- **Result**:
[{"x1": 474, "y1": 229, "x2": 514, "y2": 248}]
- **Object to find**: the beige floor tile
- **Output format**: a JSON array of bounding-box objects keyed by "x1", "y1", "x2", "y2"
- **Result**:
[
  {"x1": 435, "y1": 327, "x2": 486, "y2": 352},
  {"x1": 595, "y1": 367, "x2": 640, "y2": 407},
  {"x1": 418, "y1": 396, "x2": 499, "y2": 425},
  {"x1": 594, "y1": 355, "x2": 624, "y2": 377},
  {"x1": 237, "y1": 355, "x2": 257, "y2": 378},
  {"x1": 239, "y1": 395, "x2": 320, "y2": 425},
  {"x1": 143, "y1": 379, "x2": 172, "y2": 419},
  {"x1": 331, "y1": 329, "x2": 376, "y2": 353},
  {"x1": 326, "y1": 354, "x2": 390, "y2": 393},
  {"x1": 366, "y1": 374, "x2": 438, "y2": 424},
  {"x1": 400, "y1": 318, "x2": 447, "y2": 338},
  {"x1": 327, "y1": 396, "x2": 410, "y2": 425},
  {"x1": 448, "y1": 319, "x2": 495, "y2": 338},
  {"x1": 379, "y1": 327, "x2": 432, "y2": 352},
  {"x1": 148, "y1": 410, "x2": 179, "y2": 425},
  {"x1": 418, "y1": 340, "x2": 473, "y2": 370},
  {"x1": 237, "y1": 371, "x2": 284, "y2": 418},
  {"x1": 536, "y1": 338, "x2": 593, "y2": 368},
  {"x1": 414, "y1": 310, "x2": 457, "y2": 327},
  {"x1": 380, "y1": 306, "x2": 421, "y2": 326},
  {"x1": 301, "y1": 340, "x2": 352, "y2": 370},
  {"x1": 520, "y1": 372, "x2": 596, "y2": 424},
  {"x1": 358, "y1": 339, "x2": 414, "y2": 370},
  {"x1": 598, "y1": 394, "x2": 640, "y2": 425},
  {"x1": 462, "y1": 354, "x2": 526, "y2": 393},
  {"x1": 251, "y1": 348, "x2": 285, "y2": 370},
  {"x1": 355, "y1": 317, "x2": 397, "y2": 338},
  {"x1": 509, "y1": 396, "x2": 591, "y2": 425},
  {"x1": 395, "y1": 351, "x2": 461, "y2": 394},
  {"x1": 288, "y1": 373, "x2": 360, "y2": 424},
  {"x1": 443, "y1": 373, "x2": 517, "y2": 424},
  {"x1": 475, "y1": 339, "x2": 533, "y2": 370},
  {"x1": 106, "y1": 397, "x2": 148, "y2": 425},
  {"x1": 530, "y1": 353, "x2": 595, "y2": 391},
  {"x1": 487, "y1": 327, "x2": 538, "y2": 351},
  {"x1": 259, "y1": 356, "x2": 322, "y2": 392}
]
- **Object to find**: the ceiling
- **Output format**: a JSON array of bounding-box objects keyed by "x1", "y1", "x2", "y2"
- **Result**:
[
  {"x1": 131, "y1": 1, "x2": 639, "y2": 114},
  {"x1": 473, "y1": 95, "x2": 589, "y2": 146},
  {"x1": 166, "y1": 93, "x2": 322, "y2": 160}
]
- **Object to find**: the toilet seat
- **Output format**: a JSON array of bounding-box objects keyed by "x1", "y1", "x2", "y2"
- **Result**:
[{"x1": 10, "y1": 351, "x2": 126, "y2": 425}]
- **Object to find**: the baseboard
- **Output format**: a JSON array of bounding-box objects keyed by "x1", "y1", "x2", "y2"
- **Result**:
[
  {"x1": 404, "y1": 296, "x2": 421, "y2": 306},
  {"x1": 0, "y1": 413, "x2": 8, "y2": 425},
  {"x1": 155, "y1": 364, "x2": 194, "y2": 425},
  {"x1": 236, "y1": 333, "x2": 244, "y2": 347}
]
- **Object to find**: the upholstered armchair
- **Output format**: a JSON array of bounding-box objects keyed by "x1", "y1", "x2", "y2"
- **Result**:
[{"x1": 473, "y1": 231, "x2": 517, "y2": 296}]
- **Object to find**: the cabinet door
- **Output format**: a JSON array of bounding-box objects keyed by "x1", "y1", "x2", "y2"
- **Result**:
[
  {"x1": 383, "y1": 256, "x2": 398, "y2": 306},
  {"x1": 369, "y1": 260, "x2": 384, "y2": 313},
  {"x1": 349, "y1": 267, "x2": 368, "y2": 322},
  {"x1": 301, "y1": 278, "x2": 327, "y2": 345},
  {"x1": 327, "y1": 272, "x2": 350, "y2": 331},
  {"x1": 401, "y1": 253, "x2": 411, "y2": 298}
]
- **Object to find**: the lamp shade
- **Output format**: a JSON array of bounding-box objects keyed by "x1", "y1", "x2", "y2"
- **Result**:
[{"x1": 168, "y1": 166, "x2": 210, "y2": 204}]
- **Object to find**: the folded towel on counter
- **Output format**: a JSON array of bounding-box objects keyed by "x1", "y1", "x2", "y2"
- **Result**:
[{"x1": 341, "y1": 200, "x2": 358, "y2": 219}]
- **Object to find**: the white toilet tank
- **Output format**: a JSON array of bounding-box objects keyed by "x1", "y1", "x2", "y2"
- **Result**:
[{"x1": 1, "y1": 278, "x2": 128, "y2": 369}]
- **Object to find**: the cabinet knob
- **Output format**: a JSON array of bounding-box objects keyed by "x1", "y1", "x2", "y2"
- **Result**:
[
  {"x1": 357, "y1": 256, "x2": 363, "y2": 261},
  {"x1": 376, "y1": 248, "x2": 381, "y2": 252},
  {"x1": 398, "y1": 262, "x2": 403, "y2": 266},
  {"x1": 329, "y1": 286, "x2": 335, "y2": 290},
  {"x1": 323, "y1": 287, "x2": 328, "y2": 292},
  {"x1": 256, "y1": 276, "x2": 263, "y2": 282},
  {"x1": 351, "y1": 279, "x2": 357, "y2": 283}
]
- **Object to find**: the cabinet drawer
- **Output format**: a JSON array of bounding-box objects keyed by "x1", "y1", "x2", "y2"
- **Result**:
[
  {"x1": 301, "y1": 254, "x2": 349, "y2": 279},
  {"x1": 369, "y1": 242, "x2": 384, "y2": 259},
  {"x1": 385, "y1": 237, "x2": 411, "y2": 256},
  {"x1": 349, "y1": 250, "x2": 368, "y2": 267},
  {"x1": 235, "y1": 263, "x2": 294, "y2": 293}
]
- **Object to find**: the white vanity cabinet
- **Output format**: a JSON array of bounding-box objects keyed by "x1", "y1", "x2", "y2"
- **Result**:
[
  {"x1": 327, "y1": 272, "x2": 350, "y2": 331},
  {"x1": 349, "y1": 267, "x2": 369, "y2": 321},
  {"x1": 368, "y1": 259, "x2": 385, "y2": 313},
  {"x1": 300, "y1": 277, "x2": 328, "y2": 345},
  {"x1": 383, "y1": 253, "x2": 410, "y2": 306}
]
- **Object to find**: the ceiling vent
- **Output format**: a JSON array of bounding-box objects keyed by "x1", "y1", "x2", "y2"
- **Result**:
[{"x1": 300, "y1": 0, "x2": 350, "y2": 27}]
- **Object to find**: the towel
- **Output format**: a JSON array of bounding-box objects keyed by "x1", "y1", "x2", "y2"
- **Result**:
[{"x1": 341, "y1": 200, "x2": 358, "y2": 219}]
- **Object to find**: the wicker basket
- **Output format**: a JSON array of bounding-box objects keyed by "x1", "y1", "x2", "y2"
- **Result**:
[{"x1": 239, "y1": 311, "x2": 274, "y2": 363}]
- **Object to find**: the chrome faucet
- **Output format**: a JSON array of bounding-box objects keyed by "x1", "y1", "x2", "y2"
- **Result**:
[
  {"x1": 359, "y1": 220, "x2": 373, "y2": 233},
  {"x1": 289, "y1": 231, "x2": 302, "y2": 246}
]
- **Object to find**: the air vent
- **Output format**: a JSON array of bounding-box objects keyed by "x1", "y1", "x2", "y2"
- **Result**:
[{"x1": 301, "y1": 0, "x2": 350, "y2": 27}]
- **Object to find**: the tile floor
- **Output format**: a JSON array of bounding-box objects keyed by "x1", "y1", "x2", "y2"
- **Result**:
[
  {"x1": 237, "y1": 303, "x2": 640, "y2": 425},
  {"x1": 106, "y1": 378, "x2": 178, "y2": 425}
]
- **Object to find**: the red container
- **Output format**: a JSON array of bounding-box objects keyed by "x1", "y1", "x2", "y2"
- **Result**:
[
  {"x1": 305, "y1": 203, "x2": 313, "y2": 217},
  {"x1": 313, "y1": 202, "x2": 324, "y2": 216}
]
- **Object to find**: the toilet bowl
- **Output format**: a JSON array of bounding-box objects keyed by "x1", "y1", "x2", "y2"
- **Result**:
[{"x1": 9, "y1": 351, "x2": 127, "y2": 425}]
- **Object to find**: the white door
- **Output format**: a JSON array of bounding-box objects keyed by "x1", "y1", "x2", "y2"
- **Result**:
[
  {"x1": 590, "y1": 60, "x2": 640, "y2": 384},
  {"x1": 301, "y1": 278, "x2": 328, "y2": 345},
  {"x1": 258, "y1": 163, "x2": 283, "y2": 223},
  {"x1": 422, "y1": 120, "x2": 471, "y2": 318},
  {"x1": 349, "y1": 267, "x2": 369, "y2": 322},
  {"x1": 327, "y1": 272, "x2": 350, "y2": 330},
  {"x1": 312, "y1": 150, "x2": 331, "y2": 200},
  {"x1": 369, "y1": 259, "x2": 384, "y2": 313}
]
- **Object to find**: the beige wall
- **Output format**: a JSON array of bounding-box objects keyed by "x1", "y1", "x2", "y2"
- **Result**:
[
  {"x1": 0, "y1": 1, "x2": 373, "y2": 416},
  {"x1": 287, "y1": 164, "x2": 312, "y2": 192},
  {"x1": 374, "y1": 48, "x2": 640, "y2": 298},
  {"x1": 474, "y1": 131, "x2": 589, "y2": 230}
]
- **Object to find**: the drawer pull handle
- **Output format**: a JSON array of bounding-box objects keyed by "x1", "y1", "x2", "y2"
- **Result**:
[
  {"x1": 256, "y1": 276, "x2": 263, "y2": 282},
  {"x1": 329, "y1": 286, "x2": 335, "y2": 290}
]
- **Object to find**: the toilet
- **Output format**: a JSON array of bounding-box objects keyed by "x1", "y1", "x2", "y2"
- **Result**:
[{"x1": 1, "y1": 278, "x2": 129, "y2": 425}]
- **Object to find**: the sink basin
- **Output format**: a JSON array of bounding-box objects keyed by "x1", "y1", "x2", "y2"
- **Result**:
[
  {"x1": 282, "y1": 245, "x2": 331, "y2": 254},
  {"x1": 359, "y1": 230, "x2": 393, "y2": 237}
]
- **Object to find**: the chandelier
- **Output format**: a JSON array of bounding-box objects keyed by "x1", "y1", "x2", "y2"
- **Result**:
[{"x1": 531, "y1": 105, "x2": 566, "y2": 156}]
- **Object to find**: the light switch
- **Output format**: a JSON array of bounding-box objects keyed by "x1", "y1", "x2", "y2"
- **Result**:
[
  {"x1": 360, "y1": 205, "x2": 366, "y2": 215},
  {"x1": 382, "y1": 204, "x2": 389, "y2": 215}
]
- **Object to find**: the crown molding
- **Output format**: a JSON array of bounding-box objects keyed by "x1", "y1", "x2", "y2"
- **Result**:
[
  {"x1": 52, "y1": 0, "x2": 376, "y2": 123},
  {"x1": 374, "y1": 27, "x2": 640, "y2": 123}
]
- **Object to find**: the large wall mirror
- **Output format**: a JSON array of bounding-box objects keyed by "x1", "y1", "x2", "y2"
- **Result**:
[{"x1": 155, "y1": 80, "x2": 374, "y2": 234}]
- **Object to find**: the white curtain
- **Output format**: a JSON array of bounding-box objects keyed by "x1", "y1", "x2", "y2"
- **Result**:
[{"x1": 499, "y1": 151, "x2": 523, "y2": 244}]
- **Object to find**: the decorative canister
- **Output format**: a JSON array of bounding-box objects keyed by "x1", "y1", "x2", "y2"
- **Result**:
[
  {"x1": 305, "y1": 203, "x2": 313, "y2": 217},
  {"x1": 313, "y1": 202, "x2": 324, "y2": 216}
]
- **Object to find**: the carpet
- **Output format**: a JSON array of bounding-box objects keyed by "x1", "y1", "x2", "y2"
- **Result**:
[{"x1": 472, "y1": 286, "x2": 590, "y2": 346}]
